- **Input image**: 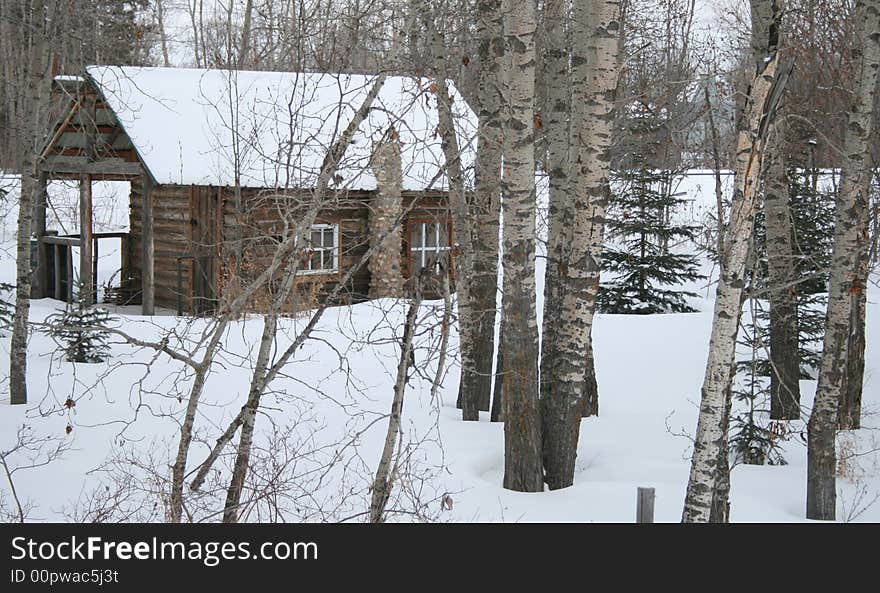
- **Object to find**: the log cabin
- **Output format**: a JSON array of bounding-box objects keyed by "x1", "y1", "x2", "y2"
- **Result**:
[{"x1": 34, "y1": 66, "x2": 476, "y2": 314}]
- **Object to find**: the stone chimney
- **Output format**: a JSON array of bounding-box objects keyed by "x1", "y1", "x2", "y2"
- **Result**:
[{"x1": 368, "y1": 133, "x2": 404, "y2": 298}]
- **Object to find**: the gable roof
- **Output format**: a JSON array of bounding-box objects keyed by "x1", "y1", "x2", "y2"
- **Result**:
[{"x1": 84, "y1": 65, "x2": 477, "y2": 191}]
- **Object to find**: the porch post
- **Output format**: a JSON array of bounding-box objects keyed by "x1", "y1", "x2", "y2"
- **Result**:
[
  {"x1": 141, "y1": 173, "x2": 155, "y2": 315},
  {"x1": 79, "y1": 174, "x2": 93, "y2": 305},
  {"x1": 31, "y1": 170, "x2": 48, "y2": 298}
]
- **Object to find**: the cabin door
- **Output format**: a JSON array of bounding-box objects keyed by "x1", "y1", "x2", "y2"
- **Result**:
[{"x1": 189, "y1": 186, "x2": 219, "y2": 315}]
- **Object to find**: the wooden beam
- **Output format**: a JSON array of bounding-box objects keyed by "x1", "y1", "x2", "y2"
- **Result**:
[
  {"x1": 40, "y1": 98, "x2": 81, "y2": 160},
  {"x1": 40, "y1": 156, "x2": 144, "y2": 177},
  {"x1": 79, "y1": 175, "x2": 94, "y2": 305},
  {"x1": 47, "y1": 147, "x2": 140, "y2": 162},
  {"x1": 61, "y1": 124, "x2": 117, "y2": 134},
  {"x1": 142, "y1": 174, "x2": 155, "y2": 315}
]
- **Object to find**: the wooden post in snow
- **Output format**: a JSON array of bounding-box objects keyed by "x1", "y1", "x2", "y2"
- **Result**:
[
  {"x1": 32, "y1": 171, "x2": 48, "y2": 298},
  {"x1": 141, "y1": 173, "x2": 155, "y2": 315},
  {"x1": 636, "y1": 487, "x2": 655, "y2": 523},
  {"x1": 79, "y1": 174, "x2": 93, "y2": 305}
]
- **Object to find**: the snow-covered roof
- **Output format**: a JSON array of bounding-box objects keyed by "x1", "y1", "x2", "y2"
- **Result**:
[{"x1": 85, "y1": 66, "x2": 477, "y2": 191}]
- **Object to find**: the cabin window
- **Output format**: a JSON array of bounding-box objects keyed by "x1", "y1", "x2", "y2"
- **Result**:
[
  {"x1": 296, "y1": 223, "x2": 339, "y2": 275},
  {"x1": 408, "y1": 220, "x2": 451, "y2": 276}
]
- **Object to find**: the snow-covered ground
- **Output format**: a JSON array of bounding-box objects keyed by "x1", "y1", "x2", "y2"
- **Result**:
[{"x1": 0, "y1": 172, "x2": 877, "y2": 523}]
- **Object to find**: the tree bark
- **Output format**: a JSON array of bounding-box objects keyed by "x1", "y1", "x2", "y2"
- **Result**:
[
  {"x1": 500, "y1": 0, "x2": 544, "y2": 492},
  {"x1": 582, "y1": 335, "x2": 599, "y2": 417},
  {"x1": 222, "y1": 313, "x2": 276, "y2": 523},
  {"x1": 764, "y1": 117, "x2": 801, "y2": 420},
  {"x1": 682, "y1": 34, "x2": 789, "y2": 522},
  {"x1": 10, "y1": 0, "x2": 50, "y2": 406},
  {"x1": 490, "y1": 317, "x2": 505, "y2": 422},
  {"x1": 458, "y1": 0, "x2": 503, "y2": 419},
  {"x1": 370, "y1": 277, "x2": 423, "y2": 522},
  {"x1": 709, "y1": 384, "x2": 733, "y2": 522},
  {"x1": 539, "y1": 0, "x2": 572, "y2": 433},
  {"x1": 807, "y1": 0, "x2": 880, "y2": 521},
  {"x1": 541, "y1": 0, "x2": 620, "y2": 490},
  {"x1": 156, "y1": 0, "x2": 172, "y2": 67},
  {"x1": 237, "y1": 0, "x2": 255, "y2": 68},
  {"x1": 429, "y1": 24, "x2": 477, "y2": 421},
  {"x1": 752, "y1": 0, "x2": 800, "y2": 421},
  {"x1": 841, "y1": 286, "x2": 866, "y2": 429}
]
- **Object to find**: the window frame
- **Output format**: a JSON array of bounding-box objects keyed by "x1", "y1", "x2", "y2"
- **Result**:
[
  {"x1": 295, "y1": 222, "x2": 341, "y2": 277},
  {"x1": 405, "y1": 217, "x2": 454, "y2": 280}
]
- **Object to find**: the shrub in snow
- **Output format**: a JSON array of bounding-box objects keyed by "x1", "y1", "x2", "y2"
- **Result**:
[
  {"x1": 730, "y1": 307, "x2": 788, "y2": 466},
  {"x1": 46, "y1": 296, "x2": 113, "y2": 363}
]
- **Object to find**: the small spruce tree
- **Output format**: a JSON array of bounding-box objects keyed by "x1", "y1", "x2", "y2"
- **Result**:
[
  {"x1": 788, "y1": 165, "x2": 834, "y2": 378},
  {"x1": 47, "y1": 284, "x2": 113, "y2": 363},
  {"x1": 600, "y1": 150, "x2": 704, "y2": 313},
  {"x1": 730, "y1": 298, "x2": 788, "y2": 466},
  {"x1": 728, "y1": 165, "x2": 835, "y2": 465}
]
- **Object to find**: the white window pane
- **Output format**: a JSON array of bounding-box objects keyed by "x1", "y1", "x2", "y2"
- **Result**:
[
  {"x1": 438, "y1": 223, "x2": 449, "y2": 247},
  {"x1": 425, "y1": 223, "x2": 438, "y2": 248}
]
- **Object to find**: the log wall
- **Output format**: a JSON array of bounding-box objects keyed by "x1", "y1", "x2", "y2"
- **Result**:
[{"x1": 127, "y1": 181, "x2": 451, "y2": 314}]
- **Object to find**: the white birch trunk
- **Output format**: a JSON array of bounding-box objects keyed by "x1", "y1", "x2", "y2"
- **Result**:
[
  {"x1": 500, "y1": 0, "x2": 544, "y2": 492},
  {"x1": 682, "y1": 46, "x2": 789, "y2": 523},
  {"x1": 541, "y1": 0, "x2": 621, "y2": 490},
  {"x1": 807, "y1": 0, "x2": 880, "y2": 520},
  {"x1": 9, "y1": 0, "x2": 49, "y2": 406}
]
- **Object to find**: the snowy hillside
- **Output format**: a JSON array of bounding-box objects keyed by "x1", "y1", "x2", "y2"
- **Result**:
[{"x1": 0, "y1": 172, "x2": 878, "y2": 523}]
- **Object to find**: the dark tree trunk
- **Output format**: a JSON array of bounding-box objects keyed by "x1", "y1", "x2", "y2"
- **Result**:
[
  {"x1": 458, "y1": 0, "x2": 503, "y2": 419},
  {"x1": 582, "y1": 336, "x2": 599, "y2": 417},
  {"x1": 764, "y1": 118, "x2": 801, "y2": 420},
  {"x1": 490, "y1": 319, "x2": 505, "y2": 422},
  {"x1": 840, "y1": 239, "x2": 868, "y2": 430}
]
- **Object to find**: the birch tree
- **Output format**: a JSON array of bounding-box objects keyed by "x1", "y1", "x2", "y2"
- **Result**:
[
  {"x1": 751, "y1": 0, "x2": 800, "y2": 420},
  {"x1": 457, "y1": 0, "x2": 504, "y2": 421},
  {"x1": 539, "y1": 0, "x2": 572, "y2": 441},
  {"x1": 427, "y1": 18, "x2": 478, "y2": 422},
  {"x1": 8, "y1": 0, "x2": 52, "y2": 406},
  {"x1": 682, "y1": 3, "x2": 791, "y2": 522},
  {"x1": 541, "y1": 0, "x2": 621, "y2": 490},
  {"x1": 806, "y1": 0, "x2": 880, "y2": 521},
  {"x1": 500, "y1": 0, "x2": 543, "y2": 492}
]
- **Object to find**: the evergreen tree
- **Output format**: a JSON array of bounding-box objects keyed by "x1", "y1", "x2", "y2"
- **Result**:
[
  {"x1": 788, "y1": 165, "x2": 835, "y2": 378},
  {"x1": 600, "y1": 121, "x2": 704, "y2": 314},
  {"x1": 728, "y1": 165, "x2": 834, "y2": 465},
  {"x1": 47, "y1": 287, "x2": 113, "y2": 363},
  {"x1": 729, "y1": 299, "x2": 788, "y2": 466}
]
